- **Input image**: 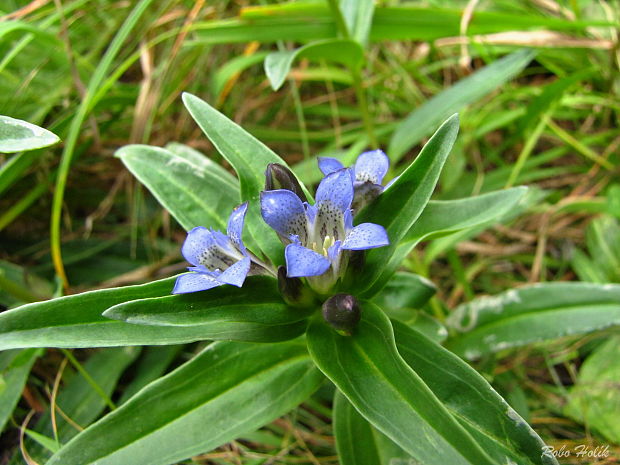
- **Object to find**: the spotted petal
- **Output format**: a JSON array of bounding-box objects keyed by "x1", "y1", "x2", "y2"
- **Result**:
[
  {"x1": 285, "y1": 242, "x2": 331, "y2": 277},
  {"x1": 172, "y1": 272, "x2": 223, "y2": 294},
  {"x1": 181, "y1": 227, "x2": 215, "y2": 267},
  {"x1": 227, "y1": 202, "x2": 248, "y2": 254},
  {"x1": 315, "y1": 168, "x2": 354, "y2": 212},
  {"x1": 341, "y1": 223, "x2": 389, "y2": 250},
  {"x1": 318, "y1": 157, "x2": 345, "y2": 176},
  {"x1": 260, "y1": 189, "x2": 309, "y2": 243},
  {"x1": 217, "y1": 256, "x2": 251, "y2": 287},
  {"x1": 354, "y1": 149, "x2": 389, "y2": 184}
]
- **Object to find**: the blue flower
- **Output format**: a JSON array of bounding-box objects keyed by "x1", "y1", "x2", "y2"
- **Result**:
[
  {"x1": 318, "y1": 149, "x2": 391, "y2": 211},
  {"x1": 261, "y1": 168, "x2": 389, "y2": 294},
  {"x1": 173, "y1": 202, "x2": 254, "y2": 294}
]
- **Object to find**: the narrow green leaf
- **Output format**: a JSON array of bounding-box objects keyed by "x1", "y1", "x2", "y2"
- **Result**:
[
  {"x1": 117, "y1": 144, "x2": 238, "y2": 231},
  {"x1": 446, "y1": 283, "x2": 620, "y2": 359},
  {"x1": 424, "y1": 186, "x2": 546, "y2": 265},
  {"x1": 24, "y1": 429, "x2": 60, "y2": 454},
  {"x1": 0, "y1": 115, "x2": 59, "y2": 153},
  {"x1": 0, "y1": 277, "x2": 293, "y2": 350},
  {"x1": 405, "y1": 187, "x2": 528, "y2": 244},
  {"x1": 307, "y1": 301, "x2": 495, "y2": 465},
  {"x1": 393, "y1": 321, "x2": 558, "y2": 465},
  {"x1": 104, "y1": 276, "x2": 310, "y2": 342},
  {"x1": 363, "y1": 186, "x2": 529, "y2": 298},
  {"x1": 388, "y1": 50, "x2": 535, "y2": 162},
  {"x1": 47, "y1": 341, "x2": 324, "y2": 465},
  {"x1": 333, "y1": 391, "x2": 382, "y2": 465},
  {"x1": 355, "y1": 114, "x2": 459, "y2": 295},
  {"x1": 183, "y1": 93, "x2": 310, "y2": 264},
  {"x1": 0, "y1": 349, "x2": 41, "y2": 432},
  {"x1": 265, "y1": 39, "x2": 364, "y2": 91},
  {"x1": 165, "y1": 142, "x2": 239, "y2": 189},
  {"x1": 192, "y1": 5, "x2": 613, "y2": 45}
]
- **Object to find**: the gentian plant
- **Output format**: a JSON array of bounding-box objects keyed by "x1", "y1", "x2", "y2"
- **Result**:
[{"x1": 4, "y1": 93, "x2": 598, "y2": 465}]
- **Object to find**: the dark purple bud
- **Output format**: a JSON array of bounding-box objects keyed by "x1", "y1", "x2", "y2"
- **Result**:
[
  {"x1": 265, "y1": 163, "x2": 307, "y2": 202},
  {"x1": 278, "y1": 266, "x2": 313, "y2": 306},
  {"x1": 322, "y1": 294, "x2": 361, "y2": 336}
]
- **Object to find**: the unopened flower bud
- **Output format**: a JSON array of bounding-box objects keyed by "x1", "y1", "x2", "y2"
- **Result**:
[
  {"x1": 322, "y1": 294, "x2": 361, "y2": 336},
  {"x1": 265, "y1": 163, "x2": 307, "y2": 202}
]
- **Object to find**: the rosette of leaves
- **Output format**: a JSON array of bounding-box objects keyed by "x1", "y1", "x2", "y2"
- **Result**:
[{"x1": 0, "y1": 93, "x2": 563, "y2": 465}]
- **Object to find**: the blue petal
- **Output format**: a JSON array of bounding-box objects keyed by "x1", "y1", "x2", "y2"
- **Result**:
[
  {"x1": 354, "y1": 150, "x2": 389, "y2": 185},
  {"x1": 341, "y1": 223, "x2": 389, "y2": 250},
  {"x1": 285, "y1": 243, "x2": 331, "y2": 277},
  {"x1": 327, "y1": 240, "x2": 342, "y2": 262},
  {"x1": 318, "y1": 157, "x2": 344, "y2": 176},
  {"x1": 181, "y1": 227, "x2": 214, "y2": 266},
  {"x1": 315, "y1": 168, "x2": 354, "y2": 212},
  {"x1": 261, "y1": 190, "x2": 309, "y2": 243},
  {"x1": 182, "y1": 227, "x2": 238, "y2": 271},
  {"x1": 344, "y1": 209, "x2": 353, "y2": 231},
  {"x1": 227, "y1": 202, "x2": 248, "y2": 254},
  {"x1": 305, "y1": 203, "x2": 317, "y2": 224},
  {"x1": 210, "y1": 229, "x2": 232, "y2": 252},
  {"x1": 172, "y1": 272, "x2": 223, "y2": 294},
  {"x1": 217, "y1": 256, "x2": 251, "y2": 287}
]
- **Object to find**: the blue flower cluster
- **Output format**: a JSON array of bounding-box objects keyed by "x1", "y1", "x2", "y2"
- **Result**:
[{"x1": 173, "y1": 150, "x2": 391, "y2": 296}]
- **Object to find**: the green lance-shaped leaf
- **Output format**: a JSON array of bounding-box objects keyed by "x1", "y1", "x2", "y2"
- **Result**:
[
  {"x1": 393, "y1": 321, "x2": 558, "y2": 465},
  {"x1": 388, "y1": 49, "x2": 535, "y2": 162},
  {"x1": 265, "y1": 39, "x2": 364, "y2": 91},
  {"x1": 0, "y1": 115, "x2": 60, "y2": 153},
  {"x1": 47, "y1": 341, "x2": 324, "y2": 465},
  {"x1": 0, "y1": 277, "x2": 302, "y2": 350},
  {"x1": 405, "y1": 186, "x2": 529, "y2": 244},
  {"x1": 333, "y1": 390, "x2": 382, "y2": 465},
  {"x1": 104, "y1": 276, "x2": 311, "y2": 341},
  {"x1": 306, "y1": 301, "x2": 495, "y2": 465},
  {"x1": 423, "y1": 185, "x2": 543, "y2": 265},
  {"x1": 446, "y1": 283, "x2": 620, "y2": 359},
  {"x1": 353, "y1": 114, "x2": 459, "y2": 296},
  {"x1": 334, "y1": 391, "x2": 414, "y2": 465},
  {"x1": 182, "y1": 93, "x2": 311, "y2": 265},
  {"x1": 116, "y1": 144, "x2": 239, "y2": 232},
  {"x1": 362, "y1": 186, "x2": 529, "y2": 298},
  {"x1": 0, "y1": 349, "x2": 41, "y2": 433}
]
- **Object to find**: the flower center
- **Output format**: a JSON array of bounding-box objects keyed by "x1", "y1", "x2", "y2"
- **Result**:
[{"x1": 310, "y1": 235, "x2": 336, "y2": 257}]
